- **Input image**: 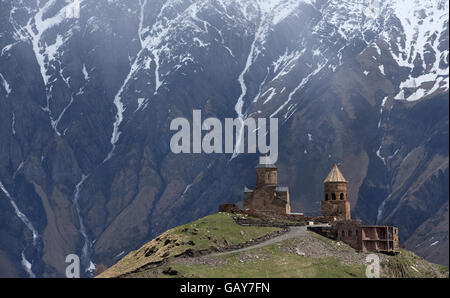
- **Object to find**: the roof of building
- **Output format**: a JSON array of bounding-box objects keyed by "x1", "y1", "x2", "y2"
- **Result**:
[
  {"x1": 324, "y1": 164, "x2": 347, "y2": 183},
  {"x1": 244, "y1": 187, "x2": 254, "y2": 193},
  {"x1": 256, "y1": 163, "x2": 277, "y2": 169},
  {"x1": 276, "y1": 186, "x2": 289, "y2": 192},
  {"x1": 257, "y1": 156, "x2": 277, "y2": 168}
]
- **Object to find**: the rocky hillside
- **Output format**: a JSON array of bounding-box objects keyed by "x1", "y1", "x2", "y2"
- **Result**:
[
  {"x1": 98, "y1": 213, "x2": 448, "y2": 278},
  {"x1": 0, "y1": 0, "x2": 448, "y2": 277}
]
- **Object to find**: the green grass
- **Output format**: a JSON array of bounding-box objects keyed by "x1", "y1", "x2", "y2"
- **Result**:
[
  {"x1": 177, "y1": 212, "x2": 281, "y2": 249},
  {"x1": 380, "y1": 249, "x2": 447, "y2": 278},
  {"x1": 100, "y1": 213, "x2": 447, "y2": 279},
  {"x1": 438, "y1": 265, "x2": 449, "y2": 277},
  {"x1": 99, "y1": 213, "x2": 281, "y2": 278},
  {"x1": 131, "y1": 240, "x2": 366, "y2": 278}
]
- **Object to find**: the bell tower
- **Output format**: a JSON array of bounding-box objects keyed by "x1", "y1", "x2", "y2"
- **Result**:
[
  {"x1": 255, "y1": 164, "x2": 278, "y2": 187},
  {"x1": 321, "y1": 164, "x2": 350, "y2": 221},
  {"x1": 243, "y1": 161, "x2": 290, "y2": 214}
]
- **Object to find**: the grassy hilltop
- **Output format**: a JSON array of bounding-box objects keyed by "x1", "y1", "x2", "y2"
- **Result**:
[{"x1": 98, "y1": 213, "x2": 448, "y2": 278}]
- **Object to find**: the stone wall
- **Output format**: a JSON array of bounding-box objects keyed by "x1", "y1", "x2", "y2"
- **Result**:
[
  {"x1": 361, "y1": 226, "x2": 400, "y2": 253},
  {"x1": 307, "y1": 226, "x2": 336, "y2": 239},
  {"x1": 308, "y1": 221, "x2": 400, "y2": 254},
  {"x1": 324, "y1": 181, "x2": 347, "y2": 201},
  {"x1": 321, "y1": 200, "x2": 350, "y2": 221},
  {"x1": 275, "y1": 190, "x2": 291, "y2": 214},
  {"x1": 245, "y1": 209, "x2": 304, "y2": 222},
  {"x1": 335, "y1": 220, "x2": 363, "y2": 251},
  {"x1": 244, "y1": 186, "x2": 290, "y2": 215},
  {"x1": 256, "y1": 167, "x2": 277, "y2": 187},
  {"x1": 218, "y1": 204, "x2": 240, "y2": 213}
]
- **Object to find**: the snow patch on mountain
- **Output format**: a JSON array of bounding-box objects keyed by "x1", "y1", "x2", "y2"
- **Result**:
[
  {"x1": 0, "y1": 181, "x2": 39, "y2": 277},
  {"x1": 82, "y1": 64, "x2": 90, "y2": 81},
  {"x1": 21, "y1": 252, "x2": 35, "y2": 278},
  {"x1": 271, "y1": 57, "x2": 328, "y2": 119},
  {"x1": 387, "y1": 0, "x2": 449, "y2": 101},
  {"x1": 11, "y1": 112, "x2": 16, "y2": 135},
  {"x1": 72, "y1": 174, "x2": 95, "y2": 274},
  {"x1": 0, "y1": 73, "x2": 11, "y2": 96},
  {"x1": 272, "y1": 49, "x2": 306, "y2": 82},
  {"x1": 8, "y1": 0, "x2": 86, "y2": 136},
  {"x1": 231, "y1": 0, "x2": 308, "y2": 159},
  {"x1": 0, "y1": 181, "x2": 38, "y2": 244},
  {"x1": 105, "y1": 0, "x2": 149, "y2": 161},
  {"x1": 1, "y1": 42, "x2": 18, "y2": 57}
]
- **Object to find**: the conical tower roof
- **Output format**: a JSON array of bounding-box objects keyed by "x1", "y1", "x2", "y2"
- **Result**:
[{"x1": 324, "y1": 164, "x2": 347, "y2": 183}]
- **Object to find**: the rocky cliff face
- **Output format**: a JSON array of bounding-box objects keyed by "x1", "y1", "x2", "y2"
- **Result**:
[{"x1": 0, "y1": 0, "x2": 448, "y2": 277}]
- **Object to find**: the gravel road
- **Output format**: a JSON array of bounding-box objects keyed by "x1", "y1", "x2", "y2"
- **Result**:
[{"x1": 210, "y1": 226, "x2": 307, "y2": 257}]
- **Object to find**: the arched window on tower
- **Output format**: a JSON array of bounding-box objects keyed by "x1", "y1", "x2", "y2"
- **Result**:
[
  {"x1": 340, "y1": 193, "x2": 344, "y2": 200},
  {"x1": 332, "y1": 193, "x2": 336, "y2": 200},
  {"x1": 325, "y1": 194, "x2": 329, "y2": 201}
]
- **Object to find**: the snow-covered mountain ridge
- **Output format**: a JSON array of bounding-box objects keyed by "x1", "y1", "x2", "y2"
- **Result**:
[{"x1": 0, "y1": 0, "x2": 448, "y2": 277}]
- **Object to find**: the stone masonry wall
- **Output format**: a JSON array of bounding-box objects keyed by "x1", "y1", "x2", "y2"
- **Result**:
[{"x1": 321, "y1": 200, "x2": 350, "y2": 221}]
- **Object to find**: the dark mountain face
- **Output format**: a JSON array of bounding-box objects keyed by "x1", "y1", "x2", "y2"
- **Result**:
[{"x1": 0, "y1": 0, "x2": 448, "y2": 277}]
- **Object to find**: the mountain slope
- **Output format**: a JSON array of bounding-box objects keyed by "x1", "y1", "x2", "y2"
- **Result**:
[{"x1": 98, "y1": 213, "x2": 448, "y2": 278}]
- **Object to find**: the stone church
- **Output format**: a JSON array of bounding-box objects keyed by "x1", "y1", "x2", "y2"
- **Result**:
[
  {"x1": 321, "y1": 164, "x2": 351, "y2": 221},
  {"x1": 243, "y1": 162, "x2": 351, "y2": 220},
  {"x1": 239, "y1": 161, "x2": 399, "y2": 253},
  {"x1": 243, "y1": 163, "x2": 291, "y2": 214}
]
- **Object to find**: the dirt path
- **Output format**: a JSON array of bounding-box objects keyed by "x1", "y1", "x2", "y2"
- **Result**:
[{"x1": 210, "y1": 226, "x2": 307, "y2": 257}]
